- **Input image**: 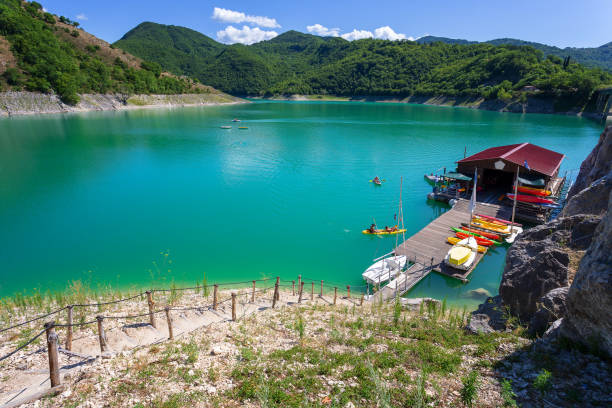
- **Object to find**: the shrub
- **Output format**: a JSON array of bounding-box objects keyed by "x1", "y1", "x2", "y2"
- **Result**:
[
  {"x1": 533, "y1": 369, "x2": 552, "y2": 393},
  {"x1": 3, "y1": 68, "x2": 22, "y2": 85},
  {"x1": 71, "y1": 29, "x2": 79, "y2": 37},
  {"x1": 460, "y1": 370, "x2": 480, "y2": 408}
]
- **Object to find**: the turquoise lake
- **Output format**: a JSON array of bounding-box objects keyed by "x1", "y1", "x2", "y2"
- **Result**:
[{"x1": 0, "y1": 101, "x2": 602, "y2": 308}]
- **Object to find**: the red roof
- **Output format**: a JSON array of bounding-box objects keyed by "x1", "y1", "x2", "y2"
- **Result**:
[{"x1": 457, "y1": 143, "x2": 565, "y2": 177}]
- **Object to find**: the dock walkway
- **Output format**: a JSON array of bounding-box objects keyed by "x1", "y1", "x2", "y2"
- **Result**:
[{"x1": 394, "y1": 199, "x2": 512, "y2": 281}]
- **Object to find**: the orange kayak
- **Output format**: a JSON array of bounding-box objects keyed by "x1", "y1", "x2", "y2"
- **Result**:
[
  {"x1": 517, "y1": 186, "x2": 552, "y2": 196},
  {"x1": 460, "y1": 225, "x2": 501, "y2": 240}
]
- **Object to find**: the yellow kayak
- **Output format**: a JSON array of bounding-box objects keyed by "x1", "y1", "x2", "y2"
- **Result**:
[
  {"x1": 447, "y1": 237, "x2": 486, "y2": 253},
  {"x1": 362, "y1": 227, "x2": 406, "y2": 235},
  {"x1": 472, "y1": 218, "x2": 511, "y2": 234}
]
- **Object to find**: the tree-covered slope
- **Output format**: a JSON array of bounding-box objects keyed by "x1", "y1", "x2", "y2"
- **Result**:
[
  {"x1": 115, "y1": 22, "x2": 612, "y2": 107},
  {"x1": 417, "y1": 36, "x2": 612, "y2": 72},
  {"x1": 0, "y1": 1, "x2": 219, "y2": 104}
]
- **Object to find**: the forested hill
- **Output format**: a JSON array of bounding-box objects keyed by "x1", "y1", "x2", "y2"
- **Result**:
[
  {"x1": 0, "y1": 0, "x2": 223, "y2": 104},
  {"x1": 115, "y1": 22, "x2": 612, "y2": 108},
  {"x1": 416, "y1": 36, "x2": 612, "y2": 72}
]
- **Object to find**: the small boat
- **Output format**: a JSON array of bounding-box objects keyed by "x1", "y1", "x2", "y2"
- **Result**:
[
  {"x1": 475, "y1": 214, "x2": 522, "y2": 227},
  {"x1": 447, "y1": 237, "x2": 486, "y2": 253},
  {"x1": 451, "y1": 227, "x2": 502, "y2": 245},
  {"x1": 424, "y1": 174, "x2": 440, "y2": 184},
  {"x1": 507, "y1": 193, "x2": 556, "y2": 205},
  {"x1": 517, "y1": 186, "x2": 552, "y2": 197},
  {"x1": 362, "y1": 255, "x2": 408, "y2": 285},
  {"x1": 238, "y1": 126, "x2": 248, "y2": 129},
  {"x1": 444, "y1": 237, "x2": 478, "y2": 270},
  {"x1": 459, "y1": 224, "x2": 501, "y2": 240},
  {"x1": 455, "y1": 231, "x2": 494, "y2": 246},
  {"x1": 370, "y1": 177, "x2": 384, "y2": 185},
  {"x1": 220, "y1": 126, "x2": 232, "y2": 129},
  {"x1": 232, "y1": 118, "x2": 241, "y2": 122},
  {"x1": 362, "y1": 225, "x2": 406, "y2": 235}
]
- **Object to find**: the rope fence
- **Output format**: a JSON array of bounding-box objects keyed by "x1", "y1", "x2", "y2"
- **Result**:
[{"x1": 0, "y1": 273, "x2": 376, "y2": 395}]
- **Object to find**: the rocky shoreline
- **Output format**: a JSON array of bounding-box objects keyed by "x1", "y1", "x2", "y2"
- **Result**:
[
  {"x1": 256, "y1": 93, "x2": 605, "y2": 119},
  {"x1": 0, "y1": 92, "x2": 246, "y2": 118}
]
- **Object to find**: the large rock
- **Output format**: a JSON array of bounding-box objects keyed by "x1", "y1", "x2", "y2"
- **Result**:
[
  {"x1": 562, "y1": 170, "x2": 612, "y2": 218},
  {"x1": 567, "y1": 126, "x2": 612, "y2": 198},
  {"x1": 528, "y1": 287, "x2": 569, "y2": 336},
  {"x1": 467, "y1": 295, "x2": 507, "y2": 334},
  {"x1": 562, "y1": 190, "x2": 612, "y2": 357}
]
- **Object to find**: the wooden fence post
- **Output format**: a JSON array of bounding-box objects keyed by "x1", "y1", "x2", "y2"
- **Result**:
[
  {"x1": 297, "y1": 275, "x2": 301, "y2": 292},
  {"x1": 360, "y1": 293, "x2": 364, "y2": 306},
  {"x1": 347, "y1": 285, "x2": 351, "y2": 299},
  {"x1": 96, "y1": 316, "x2": 107, "y2": 353},
  {"x1": 251, "y1": 281, "x2": 256, "y2": 303},
  {"x1": 311, "y1": 282, "x2": 314, "y2": 301},
  {"x1": 65, "y1": 305, "x2": 73, "y2": 351},
  {"x1": 272, "y1": 281, "x2": 279, "y2": 308},
  {"x1": 320, "y1": 280, "x2": 323, "y2": 297},
  {"x1": 44, "y1": 322, "x2": 60, "y2": 387},
  {"x1": 275, "y1": 277, "x2": 280, "y2": 301},
  {"x1": 213, "y1": 284, "x2": 218, "y2": 310},
  {"x1": 333, "y1": 287, "x2": 337, "y2": 305},
  {"x1": 298, "y1": 281, "x2": 304, "y2": 303},
  {"x1": 146, "y1": 291, "x2": 156, "y2": 328},
  {"x1": 164, "y1": 307, "x2": 174, "y2": 340},
  {"x1": 231, "y1": 293, "x2": 237, "y2": 321},
  {"x1": 292, "y1": 280, "x2": 295, "y2": 296}
]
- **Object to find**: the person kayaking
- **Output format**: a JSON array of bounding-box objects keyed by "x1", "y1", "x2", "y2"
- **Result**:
[
  {"x1": 373, "y1": 176, "x2": 381, "y2": 185},
  {"x1": 384, "y1": 226, "x2": 391, "y2": 232},
  {"x1": 368, "y1": 223, "x2": 377, "y2": 233}
]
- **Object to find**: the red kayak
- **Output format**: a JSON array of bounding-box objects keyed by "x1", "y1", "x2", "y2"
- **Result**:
[
  {"x1": 475, "y1": 213, "x2": 522, "y2": 227},
  {"x1": 507, "y1": 193, "x2": 556, "y2": 205},
  {"x1": 456, "y1": 231, "x2": 494, "y2": 246},
  {"x1": 460, "y1": 225, "x2": 501, "y2": 240}
]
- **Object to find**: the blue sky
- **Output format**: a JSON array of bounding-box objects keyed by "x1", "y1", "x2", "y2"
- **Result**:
[{"x1": 40, "y1": 0, "x2": 611, "y2": 47}]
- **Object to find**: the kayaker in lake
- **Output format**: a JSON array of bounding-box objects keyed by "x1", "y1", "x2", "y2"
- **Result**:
[
  {"x1": 373, "y1": 176, "x2": 381, "y2": 183},
  {"x1": 368, "y1": 223, "x2": 377, "y2": 233}
]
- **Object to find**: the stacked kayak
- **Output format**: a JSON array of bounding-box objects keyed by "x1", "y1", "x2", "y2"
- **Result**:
[
  {"x1": 444, "y1": 237, "x2": 478, "y2": 270},
  {"x1": 471, "y1": 219, "x2": 511, "y2": 235},
  {"x1": 460, "y1": 224, "x2": 501, "y2": 240},
  {"x1": 474, "y1": 214, "x2": 523, "y2": 244},
  {"x1": 507, "y1": 193, "x2": 556, "y2": 205},
  {"x1": 455, "y1": 231, "x2": 496, "y2": 246},
  {"x1": 452, "y1": 227, "x2": 501, "y2": 245},
  {"x1": 447, "y1": 237, "x2": 486, "y2": 253},
  {"x1": 517, "y1": 186, "x2": 552, "y2": 196}
]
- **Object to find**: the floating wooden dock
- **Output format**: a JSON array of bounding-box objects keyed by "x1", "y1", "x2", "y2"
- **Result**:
[
  {"x1": 394, "y1": 198, "x2": 511, "y2": 280},
  {"x1": 368, "y1": 199, "x2": 512, "y2": 302}
]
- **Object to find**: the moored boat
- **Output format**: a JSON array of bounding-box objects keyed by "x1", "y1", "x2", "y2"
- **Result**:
[
  {"x1": 452, "y1": 227, "x2": 502, "y2": 245},
  {"x1": 459, "y1": 224, "x2": 501, "y2": 240},
  {"x1": 475, "y1": 214, "x2": 522, "y2": 227},
  {"x1": 362, "y1": 255, "x2": 408, "y2": 285},
  {"x1": 444, "y1": 237, "x2": 477, "y2": 270},
  {"x1": 471, "y1": 219, "x2": 511, "y2": 235},
  {"x1": 220, "y1": 126, "x2": 232, "y2": 129}
]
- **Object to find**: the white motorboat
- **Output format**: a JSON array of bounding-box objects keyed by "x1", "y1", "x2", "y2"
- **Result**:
[
  {"x1": 444, "y1": 237, "x2": 477, "y2": 271},
  {"x1": 362, "y1": 255, "x2": 407, "y2": 285}
]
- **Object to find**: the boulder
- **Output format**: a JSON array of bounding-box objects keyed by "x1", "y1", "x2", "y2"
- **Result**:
[
  {"x1": 467, "y1": 295, "x2": 507, "y2": 334},
  {"x1": 500, "y1": 232, "x2": 569, "y2": 322},
  {"x1": 567, "y1": 126, "x2": 612, "y2": 198},
  {"x1": 562, "y1": 170, "x2": 612, "y2": 218},
  {"x1": 562, "y1": 190, "x2": 612, "y2": 358},
  {"x1": 528, "y1": 287, "x2": 569, "y2": 336}
]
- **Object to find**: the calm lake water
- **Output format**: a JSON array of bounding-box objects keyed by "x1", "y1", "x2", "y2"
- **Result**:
[{"x1": 0, "y1": 101, "x2": 602, "y2": 308}]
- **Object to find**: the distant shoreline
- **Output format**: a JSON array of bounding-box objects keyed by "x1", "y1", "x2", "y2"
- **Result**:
[
  {"x1": 252, "y1": 94, "x2": 605, "y2": 120},
  {"x1": 0, "y1": 92, "x2": 248, "y2": 118}
]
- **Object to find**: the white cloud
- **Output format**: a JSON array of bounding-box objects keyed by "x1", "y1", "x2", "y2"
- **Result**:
[
  {"x1": 374, "y1": 26, "x2": 410, "y2": 41},
  {"x1": 341, "y1": 29, "x2": 373, "y2": 41},
  {"x1": 212, "y1": 7, "x2": 280, "y2": 28},
  {"x1": 217, "y1": 25, "x2": 278, "y2": 45},
  {"x1": 76, "y1": 14, "x2": 88, "y2": 21},
  {"x1": 306, "y1": 24, "x2": 340, "y2": 37}
]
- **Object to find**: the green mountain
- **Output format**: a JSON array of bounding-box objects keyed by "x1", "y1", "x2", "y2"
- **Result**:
[
  {"x1": 0, "y1": 1, "x2": 220, "y2": 104},
  {"x1": 115, "y1": 22, "x2": 612, "y2": 107},
  {"x1": 417, "y1": 36, "x2": 612, "y2": 71}
]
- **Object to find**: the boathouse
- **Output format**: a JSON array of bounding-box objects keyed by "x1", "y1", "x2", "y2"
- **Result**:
[{"x1": 456, "y1": 142, "x2": 566, "y2": 223}]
